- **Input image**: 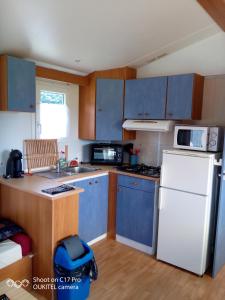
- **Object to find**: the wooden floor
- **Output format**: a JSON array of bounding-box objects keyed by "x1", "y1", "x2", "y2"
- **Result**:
[{"x1": 89, "y1": 239, "x2": 225, "y2": 300}]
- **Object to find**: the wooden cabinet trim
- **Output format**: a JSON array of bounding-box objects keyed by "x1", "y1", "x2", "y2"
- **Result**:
[
  {"x1": 0, "y1": 55, "x2": 8, "y2": 111},
  {"x1": 192, "y1": 74, "x2": 204, "y2": 120},
  {"x1": 36, "y1": 65, "x2": 89, "y2": 86},
  {"x1": 0, "y1": 255, "x2": 32, "y2": 284},
  {"x1": 79, "y1": 74, "x2": 96, "y2": 140},
  {"x1": 79, "y1": 67, "x2": 136, "y2": 141},
  {"x1": 197, "y1": 0, "x2": 225, "y2": 31},
  {"x1": 107, "y1": 172, "x2": 118, "y2": 239}
]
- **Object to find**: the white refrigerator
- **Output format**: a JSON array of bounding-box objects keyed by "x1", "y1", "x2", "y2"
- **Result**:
[{"x1": 157, "y1": 149, "x2": 220, "y2": 275}]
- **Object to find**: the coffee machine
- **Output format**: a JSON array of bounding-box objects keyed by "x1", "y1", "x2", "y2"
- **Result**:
[{"x1": 5, "y1": 150, "x2": 23, "y2": 178}]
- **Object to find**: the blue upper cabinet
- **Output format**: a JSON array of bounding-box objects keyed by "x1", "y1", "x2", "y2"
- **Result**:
[
  {"x1": 72, "y1": 175, "x2": 108, "y2": 243},
  {"x1": 0, "y1": 55, "x2": 36, "y2": 112},
  {"x1": 96, "y1": 79, "x2": 124, "y2": 141},
  {"x1": 124, "y1": 77, "x2": 167, "y2": 119},
  {"x1": 166, "y1": 74, "x2": 204, "y2": 120}
]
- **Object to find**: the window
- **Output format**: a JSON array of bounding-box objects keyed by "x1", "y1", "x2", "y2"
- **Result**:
[
  {"x1": 40, "y1": 90, "x2": 65, "y2": 105},
  {"x1": 36, "y1": 82, "x2": 69, "y2": 139},
  {"x1": 36, "y1": 78, "x2": 80, "y2": 161}
]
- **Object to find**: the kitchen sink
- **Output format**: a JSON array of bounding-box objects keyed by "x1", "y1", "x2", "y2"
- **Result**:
[
  {"x1": 64, "y1": 166, "x2": 100, "y2": 174},
  {"x1": 35, "y1": 166, "x2": 100, "y2": 179}
]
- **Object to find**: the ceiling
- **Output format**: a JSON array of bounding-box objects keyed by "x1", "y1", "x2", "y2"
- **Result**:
[{"x1": 0, "y1": 0, "x2": 221, "y2": 75}]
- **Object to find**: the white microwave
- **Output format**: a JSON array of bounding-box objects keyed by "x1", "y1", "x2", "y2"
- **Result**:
[{"x1": 174, "y1": 125, "x2": 224, "y2": 152}]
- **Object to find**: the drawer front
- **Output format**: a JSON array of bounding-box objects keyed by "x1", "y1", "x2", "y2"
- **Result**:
[
  {"x1": 118, "y1": 174, "x2": 155, "y2": 193},
  {"x1": 69, "y1": 175, "x2": 106, "y2": 188}
]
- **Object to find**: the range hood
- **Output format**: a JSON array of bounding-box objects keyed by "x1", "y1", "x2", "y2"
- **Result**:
[{"x1": 122, "y1": 120, "x2": 175, "y2": 132}]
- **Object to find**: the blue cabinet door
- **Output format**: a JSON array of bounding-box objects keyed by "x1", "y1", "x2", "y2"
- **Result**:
[
  {"x1": 96, "y1": 79, "x2": 124, "y2": 141},
  {"x1": 212, "y1": 134, "x2": 225, "y2": 277},
  {"x1": 116, "y1": 185, "x2": 155, "y2": 246},
  {"x1": 74, "y1": 175, "x2": 108, "y2": 243},
  {"x1": 124, "y1": 77, "x2": 167, "y2": 119},
  {"x1": 166, "y1": 74, "x2": 194, "y2": 120},
  {"x1": 7, "y1": 56, "x2": 36, "y2": 112}
]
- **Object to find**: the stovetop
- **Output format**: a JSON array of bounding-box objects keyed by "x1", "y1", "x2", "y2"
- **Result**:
[{"x1": 116, "y1": 164, "x2": 161, "y2": 178}]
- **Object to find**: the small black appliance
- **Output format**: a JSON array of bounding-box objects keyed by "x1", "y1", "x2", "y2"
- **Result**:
[
  {"x1": 4, "y1": 149, "x2": 23, "y2": 178},
  {"x1": 90, "y1": 143, "x2": 123, "y2": 165}
]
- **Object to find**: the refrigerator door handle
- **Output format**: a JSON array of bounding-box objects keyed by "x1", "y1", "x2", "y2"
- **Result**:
[{"x1": 158, "y1": 193, "x2": 165, "y2": 210}]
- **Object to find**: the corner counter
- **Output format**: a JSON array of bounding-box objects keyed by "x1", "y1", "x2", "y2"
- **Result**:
[
  {"x1": 0, "y1": 168, "x2": 159, "y2": 299},
  {"x1": 0, "y1": 175, "x2": 84, "y2": 199},
  {"x1": 0, "y1": 175, "x2": 84, "y2": 300}
]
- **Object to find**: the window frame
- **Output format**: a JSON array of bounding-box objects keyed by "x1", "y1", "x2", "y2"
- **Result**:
[{"x1": 36, "y1": 78, "x2": 71, "y2": 140}]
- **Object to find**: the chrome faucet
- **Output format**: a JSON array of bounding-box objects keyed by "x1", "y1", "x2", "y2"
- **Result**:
[{"x1": 56, "y1": 159, "x2": 61, "y2": 173}]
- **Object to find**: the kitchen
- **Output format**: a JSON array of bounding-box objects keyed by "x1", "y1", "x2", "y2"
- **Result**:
[{"x1": 0, "y1": 1, "x2": 225, "y2": 300}]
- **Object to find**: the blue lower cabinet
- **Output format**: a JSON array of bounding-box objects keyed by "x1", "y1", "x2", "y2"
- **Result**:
[
  {"x1": 73, "y1": 175, "x2": 108, "y2": 243},
  {"x1": 116, "y1": 176, "x2": 156, "y2": 247}
]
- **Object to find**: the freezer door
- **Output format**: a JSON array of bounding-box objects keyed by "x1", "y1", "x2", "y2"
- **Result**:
[
  {"x1": 157, "y1": 187, "x2": 210, "y2": 275},
  {"x1": 161, "y1": 151, "x2": 214, "y2": 195}
]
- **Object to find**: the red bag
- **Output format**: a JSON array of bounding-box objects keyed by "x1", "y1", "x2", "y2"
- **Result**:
[{"x1": 11, "y1": 233, "x2": 32, "y2": 256}]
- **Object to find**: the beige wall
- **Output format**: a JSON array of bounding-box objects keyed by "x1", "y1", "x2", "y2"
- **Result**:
[
  {"x1": 138, "y1": 32, "x2": 225, "y2": 77},
  {"x1": 0, "y1": 112, "x2": 35, "y2": 174}
]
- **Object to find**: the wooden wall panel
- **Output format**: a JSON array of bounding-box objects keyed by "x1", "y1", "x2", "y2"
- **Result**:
[
  {"x1": 93, "y1": 66, "x2": 137, "y2": 80},
  {"x1": 36, "y1": 65, "x2": 89, "y2": 86}
]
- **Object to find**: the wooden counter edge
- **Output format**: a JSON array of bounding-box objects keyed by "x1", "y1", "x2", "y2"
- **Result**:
[
  {"x1": 0, "y1": 177, "x2": 84, "y2": 200},
  {"x1": 60, "y1": 169, "x2": 160, "y2": 183}
]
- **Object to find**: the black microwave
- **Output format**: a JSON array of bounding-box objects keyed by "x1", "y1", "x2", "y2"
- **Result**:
[{"x1": 90, "y1": 143, "x2": 123, "y2": 165}]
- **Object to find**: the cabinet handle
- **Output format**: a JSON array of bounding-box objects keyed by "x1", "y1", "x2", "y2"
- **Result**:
[
  {"x1": 167, "y1": 113, "x2": 173, "y2": 116},
  {"x1": 131, "y1": 182, "x2": 139, "y2": 186},
  {"x1": 138, "y1": 113, "x2": 143, "y2": 116},
  {"x1": 88, "y1": 181, "x2": 93, "y2": 185},
  {"x1": 95, "y1": 180, "x2": 99, "y2": 184},
  {"x1": 30, "y1": 104, "x2": 34, "y2": 109},
  {"x1": 144, "y1": 113, "x2": 149, "y2": 116},
  {"x1": 98, "y1": 108, "x2": 102, "y2": 112}
]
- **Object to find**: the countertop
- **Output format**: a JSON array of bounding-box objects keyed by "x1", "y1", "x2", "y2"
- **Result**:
[
  {"x1": 83, "y1": 164, "x2": 160, "y2": 183},
  {"x1": 0, "y1": 175, "x2": 84, "y2": 200},
  {"x1": 59, "y1": 164, "x2": 160, "y2": 183},
  {"x1": 0, "y1": 165, "x2": 159, "y2": 199}
]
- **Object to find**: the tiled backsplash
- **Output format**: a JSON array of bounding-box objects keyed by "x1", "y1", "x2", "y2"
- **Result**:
[{"x1": 134, "y1": 130, "x2": 174, "y2": 166}]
